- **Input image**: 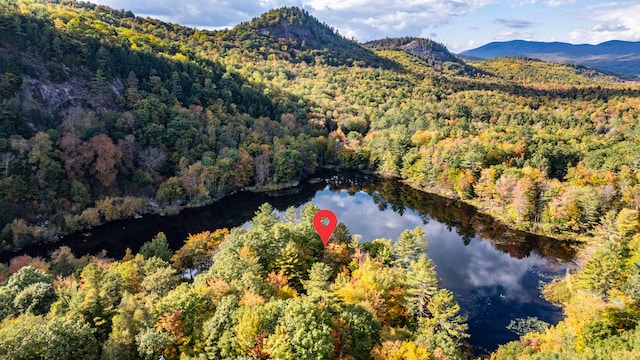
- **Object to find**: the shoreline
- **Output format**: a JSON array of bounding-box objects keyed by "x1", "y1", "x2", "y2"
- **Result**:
[
  {"x1": 1, "y1": 166, "x2": 581, "y2": 258},
  {"x1": 0, "y1": 180, "x2": 306, "y2": 256},
  {"x1": 399, "y1": 178, "x2": 580, "y2": 244}
]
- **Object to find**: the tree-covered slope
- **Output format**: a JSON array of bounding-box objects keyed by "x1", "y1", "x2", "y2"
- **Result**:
[
  {"x1": 0, "y1": 203, "x2": 471, "y2": 359},
  {"x1": 493, "y1": 208, "x2": 640, "y2": 359},
  {"x1": 364, "y1": 37, "x2": 478, "y2": 76},
  {"x1": 0, "y1": 1, "x2": 326, "y2": 250},
  {"x1": 471, "y1": 57, "x2": 622, "y2": 86},
  {"x1": 215, "y1": 7, "x2": 393, "y2": 68}
]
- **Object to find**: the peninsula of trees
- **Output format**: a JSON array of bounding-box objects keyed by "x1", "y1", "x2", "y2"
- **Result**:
[{"x1": 0, "y1": 203, "x2": 471, "y2": 359}]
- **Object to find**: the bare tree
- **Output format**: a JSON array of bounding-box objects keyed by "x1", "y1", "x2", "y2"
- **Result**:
[
  {"x1": 138, "y1": 147, "x2": 167, "y2": 178},
  {"x1": 0, "y1": 152, "x2": 15, "y2": 178},
  {"x1": 254, "y1": 153, "x2": 272, "y2": 185}
]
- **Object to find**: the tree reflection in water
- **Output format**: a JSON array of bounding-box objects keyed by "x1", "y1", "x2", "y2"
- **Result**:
[{"x1": 0, "y1": 169, "x2": 575, "y2": 353}]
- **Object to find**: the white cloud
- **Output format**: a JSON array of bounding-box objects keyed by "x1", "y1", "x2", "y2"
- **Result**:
[
  {"x1": 462, "y1": 241, "x2": 550, "y2": 302},
  {"x1": 514, "y1": 0, "x2": 537, "y2": 5},
  {"x1": 311, "y1": 189, "x2": 426, "y2": 241},
  {"x1": 593, "y1": 23, "x2": 630, "y2": 32},
  {"x1": 494, "y1": 30, "x2": 535, "y2": 41},
  {"x1": 305, "y1": 0, "x2": 497, "y2": 41},
  {"x1": 570, "y1": 3, "x2": 640, "y2": 43},
  {"x1": 88, "y1": 0, "x2": 497, "y2": 41},
  {"x1": 89, "y1": 0, "x2": 303, "y2": 28},
  {"x1": 585, "y1": 2, "x2": 623, "y2": 10},
  {"x1": 545, "y1": 0, "x2": 576, "y2": 6}
]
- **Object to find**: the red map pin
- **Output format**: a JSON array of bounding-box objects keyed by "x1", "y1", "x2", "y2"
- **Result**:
[{"x1": 313, "y1": 209, "x2": 338, "y2": 248}]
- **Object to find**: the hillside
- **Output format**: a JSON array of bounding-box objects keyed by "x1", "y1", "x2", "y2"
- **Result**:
[
  {"x1": 461, "y1": 40, "x2": 640, "y2": 77},
  {"x1": 0, "y1": 1, "x2": 318, "y2": 249},
  {"x1": 215, "y1": 7, "x2": 392, "y2": 68},
  {"x1": 365, "y1": 37, "x2": 458, "y2": 62},
  {"x1": 471, "y1": 57, "x2": 622, "y2": 87},
  {"x1": 364, "y1": 37, "x2": 478, "y2": 75},
  {"x1": 2, "y1": 1, "x2": 640, "y2": 358}
]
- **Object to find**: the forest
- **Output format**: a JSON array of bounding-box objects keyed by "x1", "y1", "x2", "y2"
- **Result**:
[
  {"x1": 1, "y1": 0, "x2": 640, "y2": 358},
  {"x1": 0, "y1": 203, "x2": 471, "y2": 359}
]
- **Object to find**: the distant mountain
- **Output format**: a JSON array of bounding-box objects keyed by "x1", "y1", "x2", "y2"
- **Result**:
[
  {"x1": 461, "y1": 40, "x2": 640, "y2": 77},
  {"x1": 364, "y1": 37, "x2": 459, "y2": 63},
  {"x1": 363, "y1": 37, "x2": 480, "y2": 76}
]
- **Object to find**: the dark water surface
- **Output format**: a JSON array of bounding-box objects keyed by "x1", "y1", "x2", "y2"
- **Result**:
[{"x1": 2, "y1": 170, "x2": 575, "y2": 353}]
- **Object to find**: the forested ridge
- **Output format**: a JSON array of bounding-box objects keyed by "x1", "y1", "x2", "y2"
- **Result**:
[{"x1": 2, "y1": 0, "x2": 640, "y2": 358}]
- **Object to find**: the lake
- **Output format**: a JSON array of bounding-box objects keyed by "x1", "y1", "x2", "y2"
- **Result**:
[{"x1": 1, "y1": 170, "x2": 575, "y2": 353}]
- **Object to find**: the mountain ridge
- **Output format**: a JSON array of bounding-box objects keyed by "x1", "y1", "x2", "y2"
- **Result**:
[
  {"x1": 364, "y1": 37, "x2": 459, "y2": 63},
  {"x1": 363, "y1": 36, "x2": 482, "y2": 76},
  {"x1": 216, "y1": 6, "x2": 391, "y2": 68},
  {"x1": 461, "y1": 39, "x2": 640, "y2": 77}
]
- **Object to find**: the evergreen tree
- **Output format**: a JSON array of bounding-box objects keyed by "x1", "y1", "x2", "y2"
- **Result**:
[
  {"x1": 251, "y1": 203, "x2": 278, "y2": 230},
  {"x1": 405, "y1": 255, "x2": 438, "y2": 321},
  {"x1": 274, "y1": 241, "x2": 305, "y2": 290},
  {"x1": 264, "y1": 299, "x2": 335, "y2": 360},
  {"x1": 395, "y1": 227, "x2": 428, "y2": 266},
  {"x1": 578, "y1": 242, "x2": 625, "y2": 297},
  {"x1": 415, "y1": 289, "x2": 469, "y2": 358},
  {"x1": 92, "y1": 68, "x2": 112, "y2": 102},
  {"x1": 202, "y1": 295, "x2": 240, "y2": 359},
  {"x1": 139, "y1": 232, "x2": 173, "y2": 261}
]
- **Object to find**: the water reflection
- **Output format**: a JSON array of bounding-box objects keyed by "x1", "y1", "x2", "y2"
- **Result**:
[
  {"x1": 0, "y1": 170, "x2": 576, "y2": 353},
  {"x1": 309, "y1": 177, "x2": 573, "y2": 353},
  {"x1": 325, "y1": 171, "x2": 575, "y2": 262}
]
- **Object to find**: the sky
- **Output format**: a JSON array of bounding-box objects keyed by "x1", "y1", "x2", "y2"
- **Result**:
[{"x1": 86, "y1": 0, "x2": 640, "y2": 53}]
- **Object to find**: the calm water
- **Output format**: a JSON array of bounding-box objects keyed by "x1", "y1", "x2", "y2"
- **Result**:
[{"x1": 2, "y1": 170, "x2": 575, "y2": 353}]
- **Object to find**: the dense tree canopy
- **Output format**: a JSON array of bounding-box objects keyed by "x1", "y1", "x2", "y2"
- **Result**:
[
  {"x1": 0, "y1": 204, "x2": 469, "y2": 359},
  {"x1": 493, "y1": 210, "x2": 640, "y2": 359}
]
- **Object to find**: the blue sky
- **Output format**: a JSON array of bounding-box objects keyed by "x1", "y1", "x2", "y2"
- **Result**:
[{"x1": 87, "y1": 0, "x2": 640, "y2": 52}]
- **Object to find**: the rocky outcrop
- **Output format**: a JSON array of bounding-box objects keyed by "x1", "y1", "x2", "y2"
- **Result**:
[{"x1": 10, "y1": 50, "x2": 123, "y2": 117}]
